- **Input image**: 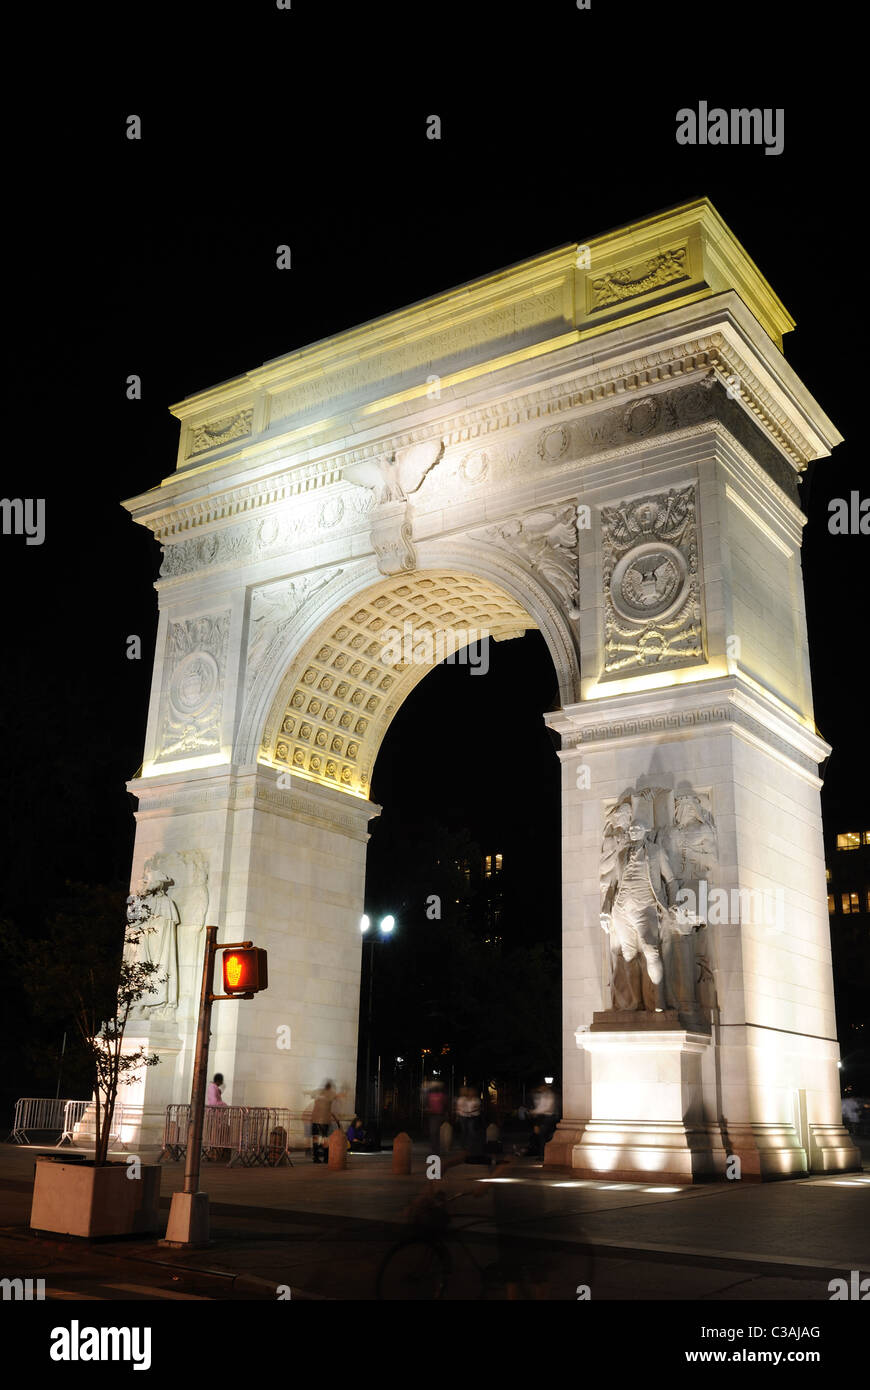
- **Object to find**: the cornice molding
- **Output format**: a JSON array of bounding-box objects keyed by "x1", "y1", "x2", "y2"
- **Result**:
[
  {"x1": 128, "y1": 765, "x2": 377, "y2": 838},
  {"x1": 548, "y1": 678, "x2": 829, "y2": 785},
  {"x1": 132, "y1": 328, "x2": 814, "y2": 554}
]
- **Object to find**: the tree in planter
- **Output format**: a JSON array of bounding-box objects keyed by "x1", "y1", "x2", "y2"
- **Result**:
[
  {"x1": 11, "y1": 882, "x2": 165, "y2": 1165},
  {"x1": 83, "y1": 908, "x2": 165, "y2": 1165}
]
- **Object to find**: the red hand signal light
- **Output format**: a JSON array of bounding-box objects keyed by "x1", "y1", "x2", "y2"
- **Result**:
[{"x1": 221, "y1": 947, "x2": 268, "y2": 995}]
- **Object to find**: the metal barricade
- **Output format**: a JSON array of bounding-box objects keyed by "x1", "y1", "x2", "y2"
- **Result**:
[
  {"x1": 157, "y1": 1103, "x2": 300, "y2": 1166},
  {"x1": 9, "y1": 1098, "x2": 88, "y2": 1145},
  {"x1": 159, "y1": 1104, "x2": 190, "y2": 1162},
  {"x1": 59, "y1": 1100, "x2": 90, "y2": 1146},
  {"x1": 233, "y1": 1107, "x2": 268, "y2": 1166},
  {"x1": 264, "y1": 1108, "x2": 294, "y2": 1166},
  {"x1": 203, "y1": 1104, "x2": 246, "y2": 1163}
]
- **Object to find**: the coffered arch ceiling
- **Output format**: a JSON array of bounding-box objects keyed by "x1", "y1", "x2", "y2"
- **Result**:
[{"x1": 259, "y1": 569, "x2": 536, "y2": 800}]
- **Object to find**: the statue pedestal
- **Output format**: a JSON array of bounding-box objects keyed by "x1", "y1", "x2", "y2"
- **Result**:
[{"x1": 572, "y1": 1017, "x2": 727, "y2": 1183}]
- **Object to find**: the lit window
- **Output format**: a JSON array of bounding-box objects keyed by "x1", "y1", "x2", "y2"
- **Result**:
[
  {"x1": 841, "y1": 892, "x2": 859, "y2": 914},
  {"x1": 826, "y1": 868, "x2": 832, "y2": 882},
  {"x1": 828, "y1": 894, "x2": 835, "y2": 914},
  {"x1": 864, "y1": 832, "x2": 870, "y2": 845},
  {"x1": 837, "y1": 833, "x2": 861, "y2": 851},
  {"x1": 484, "y1": 855, "x2": 493, "y2": 878},
  {"x1": 495, "y1": 853, "x2": 503, "y2": 872}
]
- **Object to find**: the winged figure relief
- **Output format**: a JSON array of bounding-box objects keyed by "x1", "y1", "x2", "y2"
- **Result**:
[{"x1": 343, "y1": 438, "x2": 444, "y2": 504}]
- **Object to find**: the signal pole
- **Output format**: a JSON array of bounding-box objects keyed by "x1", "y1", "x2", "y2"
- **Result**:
[{"x1": 163, "y1": 927, "x2": 260, "y2": 1248}]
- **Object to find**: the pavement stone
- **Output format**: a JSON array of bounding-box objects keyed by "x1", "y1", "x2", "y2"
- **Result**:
[{"x1": 1, "y1": 1140, "x2": 867, "y2": 1301}]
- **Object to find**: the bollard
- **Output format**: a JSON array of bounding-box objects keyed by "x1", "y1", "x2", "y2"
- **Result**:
[
  {"x1": 328, "y1": 1128, "x2": 347, "y2": 1170},
  {"x1": 392, "y1": 1131, "x2": 412, "y2": 1174}
]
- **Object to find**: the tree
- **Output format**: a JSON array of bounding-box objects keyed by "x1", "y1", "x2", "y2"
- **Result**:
[{"x1": 7, "y1": 882, "x2": 163, "y2": 1164}]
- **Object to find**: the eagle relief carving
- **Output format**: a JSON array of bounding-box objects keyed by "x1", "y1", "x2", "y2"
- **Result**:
[
  {"x1": 344, "y1": 438, "x2": 444, "y2": 575},
  {"x1": 601, "y1": 486, "x2": 703, "y2": 675}
]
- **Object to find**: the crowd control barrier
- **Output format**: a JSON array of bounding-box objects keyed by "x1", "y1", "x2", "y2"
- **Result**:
[{"x1": 159, "y1": 1104, "x2": 298, "y2": 1167}]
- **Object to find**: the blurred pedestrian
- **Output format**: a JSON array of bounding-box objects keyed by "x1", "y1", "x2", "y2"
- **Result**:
[
  {"x1": 425, "y1": 1080, "x2": 449, "y2": 1155},
  {"x1": 529, "y1": 1082, "x2": 558, "y2": 1159},
  {"x1": 310, "y1": 1079, "x2": 339, "y2": 1164},
  {"x1": 206, "y1": 1073, "x2": 227, "y2": 1107},
  {"x1": 456, "y1": 1085, "x2": 484, "y2": 1157}
]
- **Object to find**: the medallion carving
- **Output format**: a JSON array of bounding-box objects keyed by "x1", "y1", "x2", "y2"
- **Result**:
[
  {"x1": 157, "y1": 613, "x2": 230, "y2": 760},
  {"x1": 601, "y1": 485, "x2": 703, "y2": 675}
]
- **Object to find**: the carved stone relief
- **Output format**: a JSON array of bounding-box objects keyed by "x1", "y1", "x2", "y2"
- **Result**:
[
  {"x1": 344, "y1": 438, "x2": 443, "y2": 576},
  {"x1": 188, "y1": 408, "x2": 254, "y2": 458},
  {"x1": 600, "y1": 484, "x2": 703, "y2": 676},
  {"x1": 470, "y1": 503, "x2": 580, "y2": 618},
  {"x1": 370, "y1": 501, "x2": 416, "y2": 575},
  {"x1": 159, "y1": 490, "x2": 356, "y2": 580},
  {"x1": 157, "y1": 613, "x2": 230, "y2": 761},
  {"x1": 589, "y1": 245, "x2": 689, "y2": 311},
  {"x1": 599, "y1": 786, "x2": 717, "y2": 1029},
  {"x1": 246, "y1": 570, "x2": 343, "y2": 695},
  {"x1": 127, "y1": 850, "x2": 210, "y2": 1022}
]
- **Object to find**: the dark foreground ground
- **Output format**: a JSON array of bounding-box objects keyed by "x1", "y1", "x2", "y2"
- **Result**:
[{"x1": 1, "y1": 1139, "x2": 868, "y2": 1302}]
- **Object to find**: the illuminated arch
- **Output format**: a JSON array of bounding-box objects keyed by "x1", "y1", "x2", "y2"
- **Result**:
[{"x1": 238, "y1": 549, "x2": 581, "y2": 796}]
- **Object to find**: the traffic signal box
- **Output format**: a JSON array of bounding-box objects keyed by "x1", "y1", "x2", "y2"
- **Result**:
[{"x1": 221, "y1": 947, "x2": 268, "y2": 996}]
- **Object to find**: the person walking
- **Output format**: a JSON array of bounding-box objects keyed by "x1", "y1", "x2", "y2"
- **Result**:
[
  {"x1": 310, "y1": 1079, "x2": 339, "y2": 1164},
  {"x1": 456, "y1": 1086, "x2": 484, "y2": 1158},
  {"x1": 206, "y1": 1073, "x2": 227, "y2": 1107},
  {"x1": 424, "y1": 1080, "x2": 449, "y2": 1156},
  {"x1": 529, "y1": 1082, "x2": 557, "y2": 1159}
]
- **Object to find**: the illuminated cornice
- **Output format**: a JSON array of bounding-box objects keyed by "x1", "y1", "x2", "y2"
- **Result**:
[
  {"x1": 547, "y1": 676, "x2": 830, "y2": 786},
  {"x1": 129, "y1": 200, "x2": 831, "y2": 506},
  {"x1": 123, "y1": 304, "x2": 835, "y2": 550}
]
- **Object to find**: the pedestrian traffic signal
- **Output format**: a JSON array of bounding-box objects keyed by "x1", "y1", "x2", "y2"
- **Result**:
[{"x1": 221, "y1": 947, "x2": 268, "y2": 995}]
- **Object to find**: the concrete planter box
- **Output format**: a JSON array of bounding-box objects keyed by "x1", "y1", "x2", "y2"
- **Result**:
[{"x1": 30, "y1": 1157, "x2": 162, "y2": 1238}]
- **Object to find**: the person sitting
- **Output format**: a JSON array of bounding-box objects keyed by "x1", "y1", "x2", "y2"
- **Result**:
[{"x1": 346, "y1": 1116, "x2": 368, "y2": 1150}]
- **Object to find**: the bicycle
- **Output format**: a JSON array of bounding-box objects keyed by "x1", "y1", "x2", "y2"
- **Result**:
[{"x1": 375, "y1": 1186, "x2": 535, "y2": 1300}]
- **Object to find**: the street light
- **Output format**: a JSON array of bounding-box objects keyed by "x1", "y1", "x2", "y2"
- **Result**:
[{"x1": 360, "y1": 913, "x2": 396, "y2": 1124}]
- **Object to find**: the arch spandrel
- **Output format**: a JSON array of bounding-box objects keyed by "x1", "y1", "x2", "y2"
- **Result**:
[{"x1": 244, "y1": 555, "x2": 581, "y2": 800}]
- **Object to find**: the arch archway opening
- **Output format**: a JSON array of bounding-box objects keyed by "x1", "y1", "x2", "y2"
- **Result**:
[{"x1": 259, "y1": 569, "x2": 547, "y2": 802}]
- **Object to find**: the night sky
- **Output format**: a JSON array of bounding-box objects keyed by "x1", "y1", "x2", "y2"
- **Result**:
[{"x1": 2, "y1": 4, "x2": 866, "y2": 1113}]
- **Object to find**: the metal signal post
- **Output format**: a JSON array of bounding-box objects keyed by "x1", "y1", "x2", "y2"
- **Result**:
[{"x1": 163, "y1": 926, "x2": 267, "y2": 1248}]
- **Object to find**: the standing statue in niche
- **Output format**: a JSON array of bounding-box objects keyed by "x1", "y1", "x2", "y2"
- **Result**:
[
  {"x1": 599, "y1": 789, "x2": 716, "y2": 1024},
  {"x1": 600, "y1": 813, "x2": 678, "y2": 1012},
  {"x1": 126, "y1": 868, "x2": 181, "y2": 1018}
]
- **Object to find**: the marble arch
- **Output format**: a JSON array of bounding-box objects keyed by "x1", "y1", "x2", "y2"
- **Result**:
[
  {"x1": 121, "y1": 199, "x2": 859, "y2": 1179},
  {"x1": 238, "y1": 550, "x2": 580, "y2": 780}
]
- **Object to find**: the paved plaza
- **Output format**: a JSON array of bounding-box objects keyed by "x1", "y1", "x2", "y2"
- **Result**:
[{"x1": 1, "y1": 1141, "x2": 867, "y2": 1301}]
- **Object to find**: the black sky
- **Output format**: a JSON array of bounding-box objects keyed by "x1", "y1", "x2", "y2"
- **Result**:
[{"x1": 2, "y1": 2, "x2": 866, "y2": 957}]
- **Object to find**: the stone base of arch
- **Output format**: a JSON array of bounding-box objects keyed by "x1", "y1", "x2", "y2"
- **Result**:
[{"x1": 122, "y1": 765, "x2": 377, "y2": 1149}]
